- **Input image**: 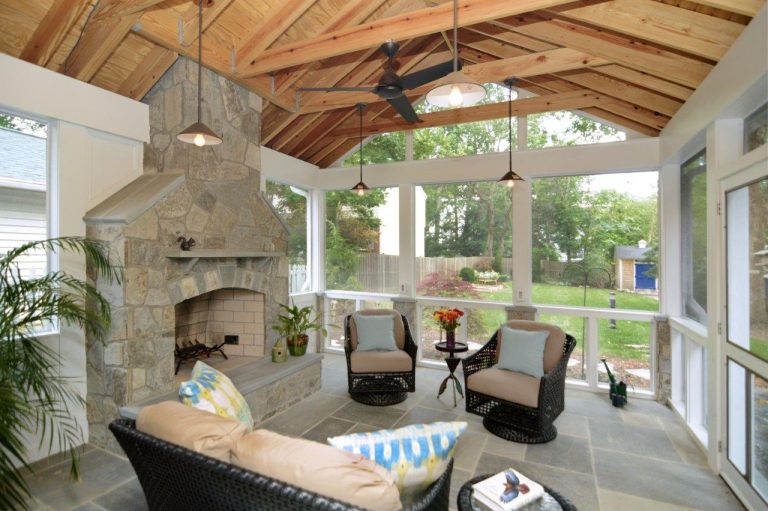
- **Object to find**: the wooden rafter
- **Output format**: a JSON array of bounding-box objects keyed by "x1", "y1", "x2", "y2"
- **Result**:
[
  {"x1": 688, "y1": 0, "x2": 764, "y2": 17},
  {"x1": 90, "y1": 0, "x2": 166, "y2": 22},
  {"x1": 64, "y1": 12, "x2": 140, "y2": 81},
  {"x1": 19, "y1": 0, "x2": 90, "y2": 66},
  {"x1": 117, "y1": 46, "x2": 178, "y2": 100},
  {"x1": 237, "y1": 0, "x2": 578, "y2": 77},
  {"x1": 549, "y1": 0, "x2": 744, "y2": 61},
  {"x1": 592, "y1": 65, "x2": 694, "y2": 102},
  {"x1": 330, "y1": 91, "x2": 605, "y2": 137},
  {"x1": 181, "y1": 0, "x2": 234, "y2": 47}
]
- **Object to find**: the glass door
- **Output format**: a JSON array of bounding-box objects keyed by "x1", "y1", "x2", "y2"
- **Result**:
[{"x1": 723, "y1": 171, "x2": 768, "y2": 510}]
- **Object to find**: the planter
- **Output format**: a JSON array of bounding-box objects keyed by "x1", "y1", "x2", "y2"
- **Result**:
[{"x1": 287, "y1": 334, "x2": 309, "y2": 356}]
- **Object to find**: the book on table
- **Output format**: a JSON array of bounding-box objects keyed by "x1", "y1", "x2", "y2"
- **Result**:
[{"x1": 471, "y1": 469, "x2": 544, "y2": 511}]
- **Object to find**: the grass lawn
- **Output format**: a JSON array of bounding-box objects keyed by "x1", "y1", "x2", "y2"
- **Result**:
[{"x1": 751, "y1": 337, "x2": 768, "y2": 362}]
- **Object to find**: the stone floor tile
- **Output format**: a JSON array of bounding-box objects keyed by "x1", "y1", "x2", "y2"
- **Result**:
[
  {"x1": 453, "y1": 431, "x2": 487, "y2": 473},
  {"x1": 449, "y1": 468, "x2": 472, "y2": 511},
  {"x1": 345, "y1": 422, "x2": 383, "y2": 434},
  {"x1": 553, "y1": 412, "x2": 589, "y2": 438},
  {"x1": 259, "y1": 392, "x2": 347, "y2": 436},
  {"x1": 565, "y1": 394, "x2": 623, "y2": 421},
  {"x1": 331, "y1": 401, "x2": 405, "y2": 429},
  {"x1": 620, "y1": 409, "x2": 665, "y2": 429},
  {"x1": 589, "y1": 417, "x2": 683, "y2": 462},
  {"x1": 92, "y1": 478, "x2": 147, "y2": 511},
  {"x1": 598, "y1": 488, "x2": 702, "y2": 511},
  {"x1": 302, "y1": 416, "x2": 357, "y2": 443},
  {"x1": 593, "y1": 447, "x2": 744, "y2": 511},
  {"x1": 392, "y1": 405, "x2": 459, "y2": 428},
  {"x1": 71, "y1": 503, "x2": 108, "y2": 511},
  {"x1": 525, "y1": 434, "x2": 593, "y2": 474},
  {"x1": 476, "y1": 453, "x2": 600, "y2": 511},
  {"x1": 663, "y1": 421, "x2": 709, "y2": 467},
  {"x1": 482, "y1": 434, "x2": 526, "y2": 461}
]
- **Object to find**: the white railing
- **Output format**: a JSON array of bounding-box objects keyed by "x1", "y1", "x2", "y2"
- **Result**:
[{"x1": 322, "y1": 290, "x2": 658, "y2": 397}]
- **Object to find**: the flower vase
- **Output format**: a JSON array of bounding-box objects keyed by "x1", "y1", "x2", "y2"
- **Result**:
[{"x1": 445, "y1": 330, "x2": 456, "y2": 349}]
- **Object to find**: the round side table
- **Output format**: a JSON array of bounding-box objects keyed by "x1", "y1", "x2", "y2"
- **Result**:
[
  {"x1": 435, "y1": 341, "x2": 468, "y2": 407},
  {"x1": 458, "y1": 474, "x2": 577, "y2": 511}
]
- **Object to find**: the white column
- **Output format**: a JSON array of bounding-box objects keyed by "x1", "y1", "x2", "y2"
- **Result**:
[
  {"x1": 311, "y1": 188, "x2": 325, "y2": 292},
  {"x1": 399, "y1": 184, "x2": 416, "y2": 297},
  {"x1": 659, "y1": 163, "x2": 682, "y2": 317},
  {"x1": 512, "y1": 179, "x2": 532, "y2": 305}
]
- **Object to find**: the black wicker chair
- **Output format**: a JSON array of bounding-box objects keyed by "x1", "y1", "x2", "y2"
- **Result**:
[
  {"x1": 344, "y1": 310, "x2": 417, "y2": 406},
  {"x1": 110, "y1": 418, "x2": 452, "y2": 511},
  {"x1": 462, "y1": 320, "x2": 576, "y2": 444}
]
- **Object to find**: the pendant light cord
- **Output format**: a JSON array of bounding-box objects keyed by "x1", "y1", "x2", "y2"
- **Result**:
[
  {"x1": 359, "y1": 106, "x2": 363, "y2": 182},
  {"x1": 452, "y1": 0, "x2": 458, "y2": 73},
  {"x1": 197, "y1": 0, "x2": 203, "y2": 123},
  {"x1": 508, "y1": 82, "x2": 513, "y2": 171}
]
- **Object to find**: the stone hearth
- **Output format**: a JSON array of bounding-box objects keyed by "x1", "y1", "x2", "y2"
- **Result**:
[{"x1": 84, "y1": 58, "x2": 289, "y2": 450}]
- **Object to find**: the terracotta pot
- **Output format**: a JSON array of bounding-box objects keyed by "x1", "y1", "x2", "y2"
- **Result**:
[{"x1": 287, "y1": 334, "x2": 309, "y2": 356}]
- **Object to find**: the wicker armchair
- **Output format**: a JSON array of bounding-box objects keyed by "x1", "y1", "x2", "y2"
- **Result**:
[
  {"x1": 462, "y1": 320, "x2": 576, "y2": 444},
  {"x1": 344, "y1": 310, "x2": 417, "y2": 406},
  {"x1": 110, "y1": 418, "x2": 453, "y2": 511}
]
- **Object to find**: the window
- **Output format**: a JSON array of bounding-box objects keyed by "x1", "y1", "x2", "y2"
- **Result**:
[
  {"x1": 415, "y1": 181, "x2": 513, "y2": 302},
  {"x1": 265, "y1": 181, "x2": 310, "y2": 294},
  {"x1": 527, "y1": 111, "x2": 625, "y2": 149},
  {"x1": 341, "y1": 132, "x2": 405, "y2": 166},
  {"x1": 744, "y1": 103, "x2": 767, "y2": 153},
  {"x1": 681, "y1": 151, "x2": 708, "y2": 325},
  {"x1": 0, "y1": 112, "x2": 48, "y2": 280},
  {"x1": 325, "y1": 188, "x2": 399, "y2": 294}
]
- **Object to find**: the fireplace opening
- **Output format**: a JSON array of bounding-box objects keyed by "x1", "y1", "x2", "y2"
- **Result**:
[{"x1": 174, "y1": 288, "x2": 265, "y2": 375}]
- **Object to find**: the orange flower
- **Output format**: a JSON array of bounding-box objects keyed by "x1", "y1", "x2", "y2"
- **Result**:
[{"x1": 433, "y1": 307, "x2": 464, "y2": 331}]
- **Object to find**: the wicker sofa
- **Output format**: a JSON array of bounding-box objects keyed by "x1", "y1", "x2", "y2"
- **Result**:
[{"x1": 110, "y1": 418, "x2": 453, "y2": 511}]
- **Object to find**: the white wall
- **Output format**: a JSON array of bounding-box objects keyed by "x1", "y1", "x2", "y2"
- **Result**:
[{"x1": 0, "y1": 54, "x2": 147, "y2": 461}]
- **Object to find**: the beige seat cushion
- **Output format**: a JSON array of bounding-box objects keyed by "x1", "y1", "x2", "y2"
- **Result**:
[
  {"x1": 233, "y1": 430, "x2": 403, "y2": 511},
  {"x1": 350, "y1": 309, "x2": 405, "y2": 350},
  {"x1": 350, "y1": 349, "x2": 412, "y2": 373},
  {"x1": 136, "y1": 401, "x2": 247, "y2": 462},
  {"x1": 497, "y1": 320, "x2": 566, "y2": 373},
  {"x1": 467, "y1": 367, "x2": 541, "y2": 408}
]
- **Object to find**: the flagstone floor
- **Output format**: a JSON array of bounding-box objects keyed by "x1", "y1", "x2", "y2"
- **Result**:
[{"x1": 24, "y1": 353, "x2": 744, "y2": 511}]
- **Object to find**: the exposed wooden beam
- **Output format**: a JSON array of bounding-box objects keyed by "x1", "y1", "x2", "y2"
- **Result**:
[
  {"x1": 64, "y1": 12, "x2": 139, "y2": 81},
  {"x1": 262, "y1": 107, "x2": 301, "y2": 145},
  {"x1": 19, "y1": 0, "x2": 90, "y2": 66},
  {"x1": 330, "y1": 91, "x2": 605, "y2": 137},
  {"x1": 550, "y1": 0, "x2": 744, "y2": 61},
  {"x1": 117, "y1": 46, "x2": 178, "y2": 100},
  {"x1": 237, "y1": 0, "x2": 578, "y2": 77},
  {"x1": 592, "y1": 65, "x2": 694, "y2": 102},
  {"x1": 90, "y1": 0, "x2": 166, "y2": 22},
  {"x1": 182, "y1": 0, "x2": 234, "y2": 47},
  {"x1": 492, "y1": 14, "x2": 713, "y2": 88},
  {"x1": 688, "y1": 0, "x2": 764, "y2": 17},
  {"x1": 235, "y1": 0, "x2": 318, "y2": 67},
  {"x1": 554, "y1": 70, "x2": 683, "y2": 117},
  {"x1": 299, "y1": 48, "x2": 608, "y2": 111}
]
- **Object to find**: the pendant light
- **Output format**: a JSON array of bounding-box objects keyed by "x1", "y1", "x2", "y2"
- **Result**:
[
  {"x1": 177, "y1": 0, "x2": 222, "y2": 147},
  {"x1": 426, "y1": 0, "x2": 485, "y2": 109},
  {"x1": 498, "y1": 78, "x2": 524, "y2": 188},
  {"x1": 351, "y1": 103, "x2": 369, "y2": 196}
]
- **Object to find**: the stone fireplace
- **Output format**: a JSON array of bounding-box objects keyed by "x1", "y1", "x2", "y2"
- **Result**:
[{"x1": 84, "y1": 58, "x2": 289, "y2": 449}]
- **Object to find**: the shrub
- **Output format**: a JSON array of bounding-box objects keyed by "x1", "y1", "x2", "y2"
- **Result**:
[
  {"x1": 498, "y1": 274, "x2": 509, "y2": 282},
  {"x1": 416, "y1": 272, "x2": 480, "y2": 298},
  {"x1": 459, "y1": 267, "x2": 476, "y2": 283}
]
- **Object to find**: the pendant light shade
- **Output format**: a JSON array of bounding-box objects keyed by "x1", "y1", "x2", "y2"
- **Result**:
[
  {"x1": 498, "y1": 78, "x2": 524, "y2": 188},
  {"x1": 178, "y1": 0, "x2": 222, "y2": 147},
  {"x1": 351, "y1": 103, "x2": 369, "y2": 195},
  {"x1": 427, "y1": 0, "x2": 485, "y2": 109}
]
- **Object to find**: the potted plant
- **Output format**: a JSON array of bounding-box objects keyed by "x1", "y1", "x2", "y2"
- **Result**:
[
  {"x1": 272, "y1": 303, "x2": 327, "y2": 357},
  {"x1": 0, "y1": 237, "x2": 120, "y2": 510}
]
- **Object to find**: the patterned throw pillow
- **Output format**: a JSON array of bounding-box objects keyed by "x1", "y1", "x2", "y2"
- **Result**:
[
  {"x1": 328, "y1": 421, "x2": 466, "y2": 500},
  {"x1": 179, "y1": 361, "x2": 254, "y2": 430}
]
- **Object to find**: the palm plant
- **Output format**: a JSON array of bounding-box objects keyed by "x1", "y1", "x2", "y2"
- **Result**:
[
  {"x1": 0, "y1": 237, "x2": 120, "y2": 510},
  {"x1": 272, "y1": 303, "x2": 327, "y2": 356}
]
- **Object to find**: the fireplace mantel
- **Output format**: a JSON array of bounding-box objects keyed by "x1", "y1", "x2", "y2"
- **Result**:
[{"x1": 165, "y1": 250, "x2": 284, "y2": 259}]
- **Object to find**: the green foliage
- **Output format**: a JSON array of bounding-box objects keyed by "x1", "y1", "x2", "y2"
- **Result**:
[
  {"x1": 458, "y1": 267, "x2": 476, "y2": 283},
  {"x1": 0, "y1": 114, "x2": 46, "y2": 136},
  {"x1": 265, "y1": 182, "x2": 307, "y2": 265},
  {"x1": 272, "y1": 303, "x2": 327, "y2": 343},
  {"x1": 342, "y1": 132, "x2": 406, "y2": 166},
  {"x1": 0, "y1": 237, "x2": 120, "y2": 510}
]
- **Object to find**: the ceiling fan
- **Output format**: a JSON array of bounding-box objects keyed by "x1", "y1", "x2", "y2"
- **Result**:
[{"x1": 297, "y1": 41, "x2": 458, "y2": 123}]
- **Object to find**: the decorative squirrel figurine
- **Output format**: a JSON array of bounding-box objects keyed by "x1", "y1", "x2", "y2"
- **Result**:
[{"x1": 177, "y1": 236, "x2": 196, "y2": 251}]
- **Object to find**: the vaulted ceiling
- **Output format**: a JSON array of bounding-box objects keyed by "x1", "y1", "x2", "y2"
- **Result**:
[{"x1": 0, "y1": 0, "x2": 761, "y2": 167}]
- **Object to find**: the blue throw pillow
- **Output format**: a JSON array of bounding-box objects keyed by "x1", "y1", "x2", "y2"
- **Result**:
[
  {"x1": 354, "y1": 313, "x2": 398, "y2": 352},
  {"x1": 497, "y1": 327, "x2": 549, "y2": 378}
]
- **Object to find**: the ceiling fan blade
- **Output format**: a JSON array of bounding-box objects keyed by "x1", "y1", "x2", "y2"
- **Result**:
[
  {"x1": 387, "y1": 95, "x2": 419, "y2": 123},
  {"x1": 297, "y1": 86, "x2": 375, "y2": 92},
  {"x1": 400, "y1": 60, "x2": 459, "y2": 90}
]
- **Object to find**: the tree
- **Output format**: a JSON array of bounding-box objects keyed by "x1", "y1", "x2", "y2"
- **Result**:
[
  {"x1": 265, "y1": 182, "x2": 307, "y2": 265},
  {"x1": 0, "y1": 114, "x2": 46, "y2": 136}
]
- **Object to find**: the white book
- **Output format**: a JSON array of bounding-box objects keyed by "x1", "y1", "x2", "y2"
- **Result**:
[{"x1": 471, "y1": 469, "x2": 545, "y2": 511}]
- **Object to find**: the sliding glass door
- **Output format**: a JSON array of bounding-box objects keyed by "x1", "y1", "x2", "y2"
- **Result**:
[{"x1": 723, "y1": 171, "x2": 768, "y2": 509}]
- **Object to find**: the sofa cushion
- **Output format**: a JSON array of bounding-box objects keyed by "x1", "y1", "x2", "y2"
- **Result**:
[
  {"x1": 353, "y1": 313, "x2": 398, "y2": 352},
  {"x1": 350, "y1": 309, "x2": 405, "y2": 350},
  {"x1": 179, "y1": 361, "x2": 254, "y2": 430},
  {"x1": 350, "y1": 349, "x2": 412, "y2": 373},
  {"x1": 136, "y1": 401, "x2": 247, "y2": 462},
  {"x1": 497, "y1": 320, "x2": 566, "y2": 373},
  {"x1": 232, "y1": 429, "x2": 402, "y2": 511},
  {"x1": 467, "y1": 367, "x2": 541, "y2": 408},
  {"x1": 328, "y1": 421, "x2": 466, "y2": 502},
  {"x1": 497, "y1": 326, "x2": 549, "y2": 378}
]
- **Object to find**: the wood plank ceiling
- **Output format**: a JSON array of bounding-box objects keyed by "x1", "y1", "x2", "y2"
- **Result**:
[{"x1": 0, "y1": 0, "x2": 760, "y2": 167}]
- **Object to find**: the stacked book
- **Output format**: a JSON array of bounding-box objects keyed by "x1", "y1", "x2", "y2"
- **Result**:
[{"x1": 471, "y1": 469, "x2": 545, "y2": 510}]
